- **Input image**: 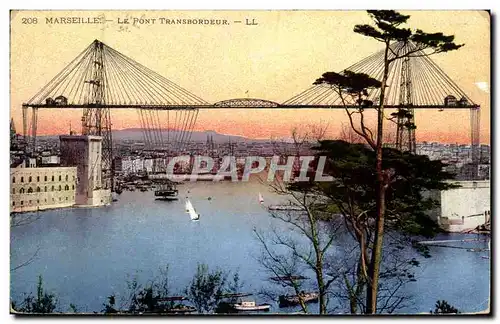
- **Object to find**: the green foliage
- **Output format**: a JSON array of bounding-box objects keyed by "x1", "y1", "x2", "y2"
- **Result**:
[
  {"x1": 227, "y1": 272, "x2": 243, "y2": 296},
  {"x1": 433, "y1": 300, "x2": 459, "y2": 314},
  {"x1": 69, "y1": 303, "x2": 78, "y2": 313},
  {"x1": 314, "y1": 71, "x2": 381, "y2": 95},
  {"x1": 12, "y1": 275, "x2": 57, "y2": 314},
  {"x1": 126, "y1": 267, "x2": 175, "y2": 313},
  {"x1": 353, "y1": 10, "x2": 463, "y2": 55},
  {"x1": 129, "y1": 286, "x2": 163, "y2": 313},
  {"x1": 185, "y1": 263, "x2": 228, "y2": 314},
  {"x1": 309, "y1": 140, "x2": 456, "y2": 237},
  {"x1": 102, "y1": 295, "x2": 118, "y2": 314}
]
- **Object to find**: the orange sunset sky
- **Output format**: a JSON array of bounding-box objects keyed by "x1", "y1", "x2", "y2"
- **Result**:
[{"x1": 10, "y1": 10, "x2": 490, "y2": 144}]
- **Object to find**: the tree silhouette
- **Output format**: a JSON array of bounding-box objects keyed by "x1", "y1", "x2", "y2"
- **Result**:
[
  {"x1": 433, "y1": 300, "x2": 459, "y2": 314},
  {"x1": 314, "y1": 9, "x2": 464, "y2": 314}
]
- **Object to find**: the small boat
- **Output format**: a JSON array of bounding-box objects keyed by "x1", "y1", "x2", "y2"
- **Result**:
[
  {"x1": 157, "y1": 296, "x2": 187, "y2": 302},
  {"x1": 258, "y1": 193, "x2": 264, "y2": 204},
  {"x1": 270, "y1": 275, "x2": 307, "y2": 282},
  {"x1": 216, "y1": 293, "x2": 253, "y2": 299},
  {"x1": 185, "y1": 199, "x2": 200, "y2": 221},
  {"x1": 165, "y1": 305, "x2": 197, "y2": 314},
  {"x1": 154, "y1": 181, "x2": 179, "y2": 200},
  {"x1": 279, "y1": 292, "x2": 319, "y2": 308},
  {"x1": 231, "y1": 300, "x2": 270, "y2": 312},
  {"x1": 268, "y1": 205, "x2": 304, "y2": 211}
]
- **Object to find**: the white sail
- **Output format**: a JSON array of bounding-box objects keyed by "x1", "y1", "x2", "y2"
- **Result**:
[
  {"x1": 258, "y1": 193, "x2": 264, "y2": 204},
  {"x1": 185, "y1": 199, "x2": 199, "y2": 221}
]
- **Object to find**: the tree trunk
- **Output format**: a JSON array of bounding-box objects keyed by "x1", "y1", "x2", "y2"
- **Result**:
[
  {"x1": 366, "y1": 42, "x2": 390, "y2": 314},
  {"x1": 307, "y1": 207, "x2": 327, "y2": 314},
  {"x1": 316, "y1": 258, "x2": 327, "y2": 314}
]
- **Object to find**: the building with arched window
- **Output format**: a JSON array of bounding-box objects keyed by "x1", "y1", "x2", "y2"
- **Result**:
[
  {"x1": 10, "y1": 167, "x2": 77, "y2": 212},
  {"x1": 10, "y1": 135, "x2": 110, "y2": 212}
]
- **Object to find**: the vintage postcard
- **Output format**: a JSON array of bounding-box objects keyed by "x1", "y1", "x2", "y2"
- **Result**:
[{"x1": 9, "y1": 10, "x2": 490, "y2": 315}]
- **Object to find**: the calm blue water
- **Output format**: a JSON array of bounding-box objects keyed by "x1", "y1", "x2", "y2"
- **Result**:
[{"x1": 10, "y1": 180, "x2": 490, "y2": 314}]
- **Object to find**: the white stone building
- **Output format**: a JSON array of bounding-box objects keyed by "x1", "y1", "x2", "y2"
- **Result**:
[
  {"x1": 59, "y1": 135, "x2": 111, "y2": 207},
  {"x1": 10, "y1": 166, "x2": 77, "y2": 212},
  {"x1": 427, "y1": 180, "x2": 491, "y2": 232}
]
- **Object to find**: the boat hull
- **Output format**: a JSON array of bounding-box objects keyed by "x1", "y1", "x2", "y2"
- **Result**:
[
  {"x1": 279, "y1": 293, "x2": 319, "y2": 308},
  {"x1": 232, "y1": 304, "x2": 271, "y2": 311}
]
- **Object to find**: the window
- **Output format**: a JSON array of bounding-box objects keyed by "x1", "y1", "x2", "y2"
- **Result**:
[
  {"x1": 73, "y1": 175, "x2": 75, "y2": 180},
  {"x1": 27, "y1": 187, "x2": 33, "y2": 193},
  {"x1": 12, "y1": 201, "x2": 15, "y2": 206},
  {"x1": 44, "y1": 176, "x2": 47, "y2": 181},
  {"x1": 51, "y1": 186, "x2": 54, "y2": 191},
  {"x1": 19, "y1": 188, "x2": 25, "y2": 194},
  {"x1": 66, "y1": 197, "x2": 68, "y2": 201},
  {"x1": 37, "y1": 176, "x2": 40, "y2": 182},
  {"x1": 29, "y1": 176, "x2": 32, "y2": 182},
  {"x1": 20, "y1": 201, "x2": 23, "y2": 205},
  {"x1": 72, "y1": 185, "x2": 75, "y2": 190},
  {"x1": 51, "y1": 176, "x2": 54, "y2": 181},
  {"x1": 58, "y1": 185, "x2": 62, "y2": 191},
  {"x1": 44, "y1": 186, "x2": 47, "y2": 192},
  {"x1": 65, "y1": 175, "x2": 68, "y2": 181},
  {"x1": 59, "y1": 175, "x2": 62, "y2": 181},
  {"x1": 12, "y1": 177, "x2": 15, "y2": 184},
  {"x1": 65, "y1": 185, "x2": 69, "y2": 191},
  {"x1": 12, "y1": 188, "x2": 15, "y2": 194},
  {"x1": 36, "y1": 187, "x2": 41, "y2": 192},
  {"x1": 29, "y1": 200, "x2": 32, "y2": 204},
  {"x1": 21, "y1": 177, "x2": 24, "y2": 183},
  {"x1": 44, "y1": 199, "x2": 47, "y2": 202}
]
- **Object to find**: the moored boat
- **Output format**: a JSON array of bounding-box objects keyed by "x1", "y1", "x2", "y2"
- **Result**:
[
  {"x1": 231, "y1": 300, "x2": 271, "y2": 312},
  {"x1": 279, "y1": 292, "x2": 319, "y2": 307},
  {"x1": 268, "y1": 205, "x2": 304, "y2": 211},
  {"x1": 164, "y1": 305, "x2": 197, "y2": 314},
  {"x1": 154, "y1": 181, "x2": 179, "y2": 200},
  {"x1": 270, "y1": 275, "x2": 307, "y2": 282}
]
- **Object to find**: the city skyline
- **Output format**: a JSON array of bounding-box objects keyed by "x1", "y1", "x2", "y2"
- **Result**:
[{"x1": 10, "y1": 11, "x2": 490, "y2": 144}]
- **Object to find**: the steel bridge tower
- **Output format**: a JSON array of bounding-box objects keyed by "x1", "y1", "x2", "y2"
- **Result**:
[
  {"x1": 396, "y1": 55, "x2": 416, "y2": 153},
  {"x1": 81, "y1": 40, "x2": 113, "y2": 190}
]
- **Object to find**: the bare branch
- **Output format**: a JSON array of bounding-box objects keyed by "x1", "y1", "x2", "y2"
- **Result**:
[{"x1": 11, "y1": 247, "x2": 40, "y2": 271}]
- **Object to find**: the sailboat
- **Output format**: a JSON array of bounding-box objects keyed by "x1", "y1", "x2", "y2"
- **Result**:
[
  {"x1": 258, "y1": 193, "x2": 264, "y2": 204},
  {"x1": 185, "y1": 199, "x2": 200, "y2": 221}
]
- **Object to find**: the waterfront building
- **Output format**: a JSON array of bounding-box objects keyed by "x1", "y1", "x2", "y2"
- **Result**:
[
  {"x1": 10, "y1": 166, "x2": 77, "y2": 213},
  {"x1": 59, "y1": 135, "x2": 112, "y2": 207},
  {"x1": 427, "y1": 180, "x2": 491, "y2": 232}
]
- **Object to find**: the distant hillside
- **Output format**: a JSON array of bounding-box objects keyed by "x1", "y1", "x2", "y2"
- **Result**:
[
  {"x1": 35, "y1": 129, "x2": 273, "y2": 143},
  {"x1": 110, "y1": 129, "x2": 269, "y2": 143}
]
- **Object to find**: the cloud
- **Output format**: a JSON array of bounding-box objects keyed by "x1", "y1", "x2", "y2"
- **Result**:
[{"x1": 475, "y1": 82, "x2": 489, "y2": 93}]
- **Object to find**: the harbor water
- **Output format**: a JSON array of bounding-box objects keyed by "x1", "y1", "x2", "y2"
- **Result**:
[{"x1": 10, "y1": 180, "x2": 490, "y2": 314}]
